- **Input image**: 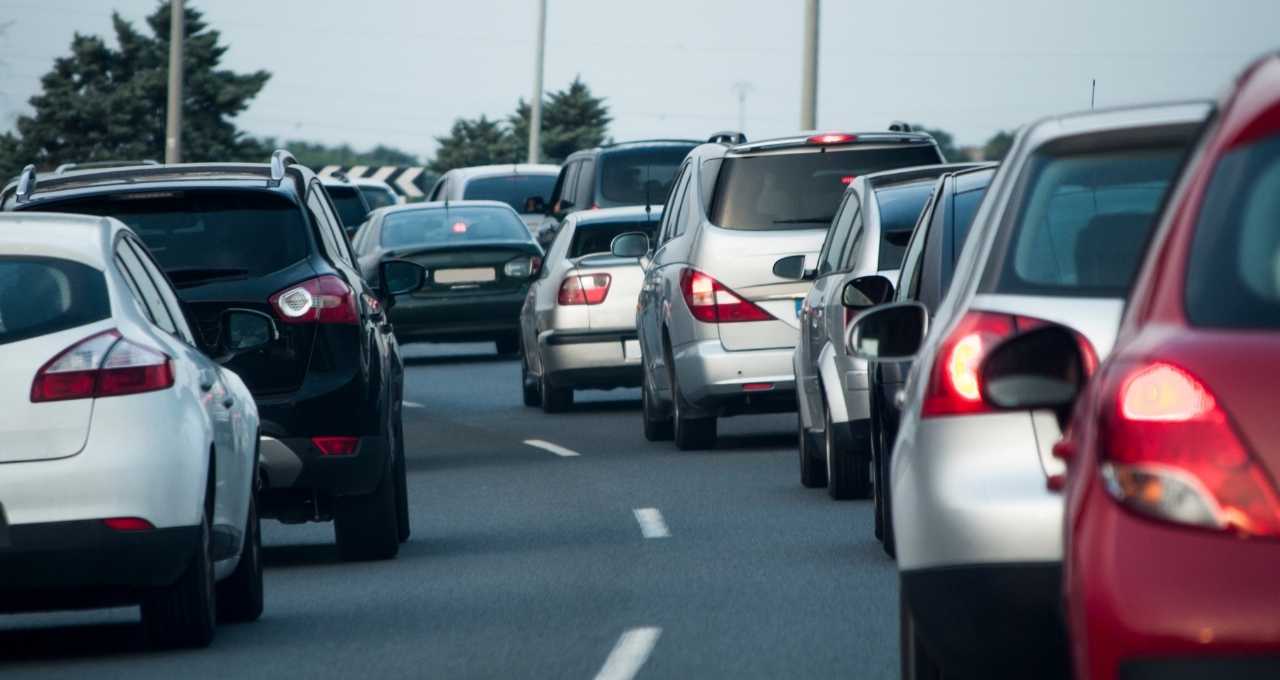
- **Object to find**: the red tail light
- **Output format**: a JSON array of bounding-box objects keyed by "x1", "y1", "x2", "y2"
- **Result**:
[
  {"x1": 558, "y1": 273, "x2": 612, "y2": 305},
  {"x1": 807, "y1": 133, "x2": 857, "y2": 145},
  {"x1": 103, "y1": 517, "x2": 154, "y2": 532},
  {"x1": 31, "y1": 330, "x2": 174, "y2": 403},
  {"x1": 1099, "y1": 362, "x2": 1280, "y2": 538},
  {"x1": 270, "y1": 275, "x2": 359, "y2": 325},
  {"x1": 679, "y1": 268, "x2": 774, "y2": 324},
  {"x1": 312, "y1": 436, "x2": 359, "y2": 457}
]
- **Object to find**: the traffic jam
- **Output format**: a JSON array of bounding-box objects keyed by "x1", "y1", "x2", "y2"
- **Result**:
[{"x1": 1, "y1": 6, "x2": 1279, "y2": 679}]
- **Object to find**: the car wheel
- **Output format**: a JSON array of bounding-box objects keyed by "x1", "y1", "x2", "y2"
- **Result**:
[
  {"x1": 142, "y1": 509, "x2": 217, "y2": 648},
  {"x1": 216, "y1": 495, "x2": 263, "y2": 623},
  {"x1": 521, "y1": 351, "x2": 541, "y2": 407},
  {"x1": 825, "y1": 400, "x2": 871, "y2": 500},
  {"x1": 671, "y1": 366, "x2": 716, "y2": 450},
  {"x1": 540, "y1": 370, "x2": 573, "y2": 413},
  {"x1": 495, "y1": 334, "x2": 519, "y2": 356},
  {"x1": 334, "y1": 458, "x2": 400, "y2": 561},
  {"x1": 798, "y1": 411, "x2": 827, "y2": 488},
  {"x1": 900, "y1": 588, "x2": 942, "y2": 680},
  {"x1": 641, "y1": 367, "x2": 673, "y2": 441},
  {"x1": 393, "y1": 414, "x2": 411, "y2": 544}
]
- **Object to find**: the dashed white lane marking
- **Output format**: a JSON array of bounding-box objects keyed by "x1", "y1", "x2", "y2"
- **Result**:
[
  {"x1": 403, "y1": 401, "x2": 425, "y2": 409},
  {"x1": 632, "y1": 508, "x2": 670, "y2": 539},
  {"x1": 593, "y1": 627, "x2": 662, "y2": 680},
  {"x1": 523, "y1": 439, "x2": 581, "y2": 457}
]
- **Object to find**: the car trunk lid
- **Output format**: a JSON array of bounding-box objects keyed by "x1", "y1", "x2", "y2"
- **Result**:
[
  {"x1": 568, "y1": 254, "x2": 645, "y2": 331},
  {"x1": 399, "y1": 242, "x2": 541, "y2": 298}
]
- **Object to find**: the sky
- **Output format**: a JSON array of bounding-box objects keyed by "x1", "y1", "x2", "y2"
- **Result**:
[{"x1": 1, "y1": 0, "x2": 1276, "y2": 162}]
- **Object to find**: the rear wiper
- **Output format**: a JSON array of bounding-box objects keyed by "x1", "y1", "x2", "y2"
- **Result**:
[
  {"x1": 772, "y1": 216, "x2": 835, "y2": 224},
  {"x1": 166, "y1": 267, "x2": 250, "y2": 288}
]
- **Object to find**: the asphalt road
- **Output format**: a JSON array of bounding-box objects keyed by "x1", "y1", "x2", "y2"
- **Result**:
[{"x1": 0, "y1": 342, "x2": 899, "y2": 679}]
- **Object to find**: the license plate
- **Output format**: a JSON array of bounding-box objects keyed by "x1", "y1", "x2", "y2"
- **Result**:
[
  {"x1": 623, "y1": 339, "x2": 641, "y2": 360},
  {"x1": 434, "y1": 267, "x2": 496, "y2": 284},
  {"x1": 794, "y1": 298, "x2": 805, "y2": 318}
]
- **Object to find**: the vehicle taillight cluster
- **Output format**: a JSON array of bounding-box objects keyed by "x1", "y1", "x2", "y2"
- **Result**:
[
  {"x1": 558, "y1": 273, "x2": 612, "y2": 305},
  {"x1": 504, "y1": 255, "x2": 541, "y2": 279},
  {"x1": 31, "y1": 330, "x2": 174, "y2": 403},
  {"x1": 679, "y1": 268, "x2": 774, "y2": 324},
  {"x1": 269, "y1": 275, "x2": 359, "y2": 325}
]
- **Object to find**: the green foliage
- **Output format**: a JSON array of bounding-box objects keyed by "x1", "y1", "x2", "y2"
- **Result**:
[
  {"x1": 912, "y1": 124, "x2": 964, "y2": 162},
  {"x1": 254, "y1": 138, "x2": 421, "y2": 168},
  {"x1": 429, "y1": 116, "x2": 511, "y2": 174},
  {"x1": 983, "y1": 130, "x2": 1016, "y2": 161},
  {"x1": 0, "y1": 2, "x2": 268, "y2": 175}
]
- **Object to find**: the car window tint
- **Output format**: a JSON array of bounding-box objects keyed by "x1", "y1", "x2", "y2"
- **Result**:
[
  {"x1": 463, "y1": 174, "x2": 558, "y2": 212},
  {"x1": 670, "y1": 169, "x2": 694, "y2": 237},
  {"x1": 126, "y1": 239, "x2": 195, "y2": 344},
  {"x1": 381, "y1": 206, "x2": 531, "y2": 249},
  {"x1": 656, "y1": 164, "x2": 688, "y2": 244},
  {"x1": 568, "y1": 219, "x2": 661, "y2": 259},
  {"x1": 817, "y1": 193, "x2": 856, "y2": 275},
  {"x1": 558, "y1": 162, "x2": 580, "y2": 211},
  {"x1": 360, "y1": 186, "x2": 398, "y2": 210},
  {"x1": 575, "y1": 159, "x2": 596, "y2": 208},
  {"x1": 325, "y1": 185, "x2": 370, "y2": 229},
  {"x1": 874, "y1": 181, "x2": 936, "y2": 270},
  {"x1": 597, "y1": 145, "x2": 696, "y2": 208},
  {"x1": 0, "y1": 257, "x2": 109, "y2": 345},
  {"x1": 116, "y1": 240, "x2": 177, "y2": 334}
]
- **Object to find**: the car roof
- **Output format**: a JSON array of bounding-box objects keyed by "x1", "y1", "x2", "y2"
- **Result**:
[
  {"x1": 566, "y1": 139, "x2": 702, "y2": 160},
  {"x1": 379, "y1": 199, "x2": 518, "y2": 216},
  {"x1": 0, "y1": 212, "x2": 120, "y2": 268},
  {"x1": 1018, "y1": 100, "x2": 1212, "y2": 151},
  {"x1": 448, "y1": 164, "x2": 561, "y2": 179},
  {"x1": 3, "y1": 161, "x2": 309, "y2": 208},
  {"x1": 729, "y1": 131, "x2": 937, "y2": 155},
  {"x1": 952, "y1": 165, "x2": 998, "y2": 193},
  {"x1": 569, "y1": 205, "x2": 664, "y2": 226},
  {"x1": 865, "y1": 162, "x2": 993, "y2": 189}
]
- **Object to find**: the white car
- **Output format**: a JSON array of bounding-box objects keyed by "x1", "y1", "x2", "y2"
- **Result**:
[{"x1": 0, "y1": 212, "x2": 266, "y2": 648}]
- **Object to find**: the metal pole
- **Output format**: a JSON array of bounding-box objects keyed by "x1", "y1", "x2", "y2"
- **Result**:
[
  {"x1": 164, "y1": 0, "x2": 184, "y2": 164},
  {"x1": 800, "y1": 0, "x2": 819, "y2": 130},
  {"x1": 1091, "y1": 79, "x2": 1096, "y2": 110},
  {"x1": 732, "y1": 82, "x2": 752, "y2": 133},
  {"x1": 527, "y1": 0, "x2": 547, "y2": 164}
]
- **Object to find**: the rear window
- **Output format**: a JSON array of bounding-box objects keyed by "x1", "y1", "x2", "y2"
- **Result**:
[
  {"x1": 1186, "y1": 133, "x2": 1280, "y2": 329},
  {"x1": 875, "y1": 181, "x2": 936, "y2": 269},
  {"x1": 597, "y1": 145, "x2": 697, "y2": 208},
  {"x1": 360, "y1": 185, "x2": 398, "y2": 210},
  {"x1": 569, "y1": 219, "x2": 660, "y2": 259},
  {"x1": 463, "y1": 174, "x2": 557, "y2": 212},
  {"x1": 709, "y1": 144, "x2": 943, "y2": 230},
  {"x1": 326, "y1": 185, "x2": 370, "y2": 228},
  {"x1": 0, "y1": 257, "x2": 109, "y2": 345},
  {"x1": 40, "y1": 190, "x2": 309, "y2": 288},
  {"x1": 994, "y1": 147, "x2": 1184, "y2": 296},
  {"x1": 381, "y1": 206, "x2": 530, "y2": 249}
]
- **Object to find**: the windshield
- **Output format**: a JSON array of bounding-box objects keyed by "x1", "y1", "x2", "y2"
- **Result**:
[
  {"x1": 875, "y1": 181, "x2": 936, "y2": 269},
  {"x1": 381, "y1": 206, "x2": 531, "y2": 249},
  {"x1": 1186, "y1": 133, "x2": 1280, "y2": 329},
  {"x1": 463, "y1": 174, "x2": 557, "y2": 213},
  {"x1": 326, "y1": 185, "x2": 370, "y2": 228},
  {"x1": 709, "y1": 145, "x2": 943, "y2": 230},
  {"x1": 359, "y1": 185, "x2": 398, "y2": 210},
  {"x1": 0, "y1": 257, "x2": 109, "y2": 345},
  {"x1": 597, "y1": 145, "x2": 697, "y2": 208},
  {"x1": 569, "y1": 219, "x2": 661, "y2": 259}
]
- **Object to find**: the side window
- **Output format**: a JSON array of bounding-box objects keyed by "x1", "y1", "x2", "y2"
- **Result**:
[
  {"x1": 898, "y1": 197, "x2": 935, "y2": 302},
  {"x1": 115, "y1": 241, "x2": 177, "y2": 335},
  {"x1": 559, "y1": 162, "x2": 581, "y2": 211},
  {"x1": 670, "y1": 167, "x2": 695, "y2": 238},
  {"x1": 656, "y1": 163, "x2": 689, "y2": 245},
  {"x1": 817, "y1": 193, "x2": 855, "y2": 275},
  {"x1": 840, "y1": 200, "x2": 866, "y2": 270},
  {"x1": 114, "y1": 254, "x2": 151, "y2": 321},
  {"x1": 428, "y1": 177, "x2": 446, "y2": 201},
  {"x1": 575, "y1": 159, "x2": 595, "y2": 208},
  {"x1": 126, "y1": 239, "x2": 197, "y2": 345},
  {"x1": 308, "y1": 185, "x2": 346, "y2": 263},
  {"x1": 699, "y1": 157, "x2": 723, "y2": 215},
  {"x1": 316, "y1": 186, "x2": 356, "y2": 266}
]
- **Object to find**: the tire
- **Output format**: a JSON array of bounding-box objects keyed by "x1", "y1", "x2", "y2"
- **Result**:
[
  {"x1": 393, "y1": 414, "x2": 411, "y2": 544},
  {"x1": 216, "y1": 495, "x2": 263, "y2": 624},
  {"x1": 142, "y1": 511, "x2": 217, "y2": 648},
  {"x1": 641, "y1": 367, "x2": 673, "y2": 441},
  {"x1": 900, "y1": 587, "x2": 943, "y2": 680},
  {"x1": 495, "y1": 334, "x2": 519, "y2": 356},
  {"x1": 671, "y1": 366, "x2": 716, "y2": 450},
  {"x1": 334, "y1": 459, "x2": 400, "y2": 561},
  {"x1": 540, "y1": 371, "x2": 573, "y2": 413},
  {"x1": 825, "y1": 400, "x2": 871, "y2": 500},
  {"x1": 521, "y1": 352, "x2": 541, "y2": 407},
  {"x1": 798, "y1": 412, "x2": 827, "y2": 488}
]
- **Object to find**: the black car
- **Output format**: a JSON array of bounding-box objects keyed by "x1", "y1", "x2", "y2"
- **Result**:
[
  {"x1": 867, "y1": 164, "x2": 995, "y2": 557},
  {"x1": 322, "y1": 173, "x2": 373, "y2": 237},
  {"x1": 353, "y1": 200, "x2": 544, "y2": 355},
  {"x1": 2, "y1": 151, "x2": 422, "y2": 561}
]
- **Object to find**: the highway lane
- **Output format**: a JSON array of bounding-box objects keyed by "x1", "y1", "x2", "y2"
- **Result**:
[{"x1": 0, "y1": 342, "x2": 899, "y2": 679}]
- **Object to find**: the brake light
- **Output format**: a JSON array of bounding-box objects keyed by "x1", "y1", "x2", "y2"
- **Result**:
[
  {"x1": 504, "y1": 255, "x2": 541, "y2": 279},
  {"x1": 103, "y1": 517, "x2": 154, "y2": 532},
  {"x1": 270, "y1": 275, "x2": 358, "y2": 325},
  {"x1": 807, "y1": 133, "x2": 857, "y2": 145},
  {"x1": 558, "y1": 274, "x2": 612, "y2": 305},
  {"x1": 312, "y1": 436, "x2": 359, "y2": 457},
  {"x1": 31, "y1": 330, "x2": 174, "y2": 403},
  {"x1": 1099, "y1": 362, "x2": 1280, "y2": 538},
  {"x1": 679, "y1": 268, "x2": 774, "y2": 324}
]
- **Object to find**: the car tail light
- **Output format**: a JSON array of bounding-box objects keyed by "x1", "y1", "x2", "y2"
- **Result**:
[
  {"x1": 312, "y1": 436, "x2": 359, "y2": 457},
  {"x1": 558, "y1": 273, "x2": 612, "y2": 305},
  {"x1": 270, "y1": 275, "x2": 358, "y2": 325},
  {"x1": 31, "y1": 330, "x2": 174, "y2": 403},
  {"x1": 1098, "y1": 362, "x2": 1280, "y2": 538},
  {"x1": 679, "y1": 268, "x2": 774, "y2": 324},
  {"x1": 807, "y1": 133, "x2": 857, "y2": 145},
  {"x1": 103, "y1": 517, "x2": 154, "y2": 532},
  {"x1": 504, "y1": 255, "x2": 541, "y2": 279}
]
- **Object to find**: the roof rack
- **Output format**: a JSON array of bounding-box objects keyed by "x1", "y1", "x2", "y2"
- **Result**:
[
  {"x1": 888, "y1": 121, "x2": 913, "y2": 132},
  {"x1": 14, "y1": 164, "x2": 36, "y2": 203},
  {"x1": 54, "y1": 159, "x2": 159, "y2": 175},
  {"x1": 708, "y1": 131, "x2": 747, "y2": 145},
  {"x1": 269, "y1": 149, "x2": 297, "y2": 187}
]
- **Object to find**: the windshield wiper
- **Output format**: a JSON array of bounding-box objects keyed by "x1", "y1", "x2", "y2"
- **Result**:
[
  {"x1": 772, "y1": 216, "x2": 835, "y2": 224},
  {"x1": 166, "y1": 267, "x2": 250, "y2": 288}
]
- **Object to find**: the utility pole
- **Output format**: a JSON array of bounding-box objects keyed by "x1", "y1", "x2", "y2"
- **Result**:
[
  {"x1": 732, "y1": 82, "x2": 753, "y2": 133},
  {"x1": 164, "y1": 0, "x2": 184, "y2": 164},
  {"x1": 527, "y1": 0, "x2": 547, "y2": 164},
  {"x1": 1091, "y1": 79, "x2": 1097, "y2": 110},
  {"x1": 800, "y1": 0, "x2": 819, "y2": 130}
]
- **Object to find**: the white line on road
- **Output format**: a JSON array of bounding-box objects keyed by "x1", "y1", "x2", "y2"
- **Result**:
[
  {"x1": 593, "y1": 627, "x2": 662, "y2": 680},
  {"x1": 523, "y1": 439, "x2": 581, "y2": 457},
  {"x1": 403, "y1": 401, "x2": 425, "y2": 409},
  {"x1": 632, "y1": 508, "x2": 670, "y2": 539}
]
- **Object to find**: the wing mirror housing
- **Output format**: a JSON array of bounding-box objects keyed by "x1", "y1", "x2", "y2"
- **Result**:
[
  {"x1": 841, "y1": 274, "x2": 895, "y2": 311},
  {"x1": 611, "y1": 231, "x2": 650, "y2": 259},
  {"x1": 379, "y1": 259, "x2": 428, "y2": 309},
  {"x1": 979, "y1": 324, "x2": 1088, "y2": 429},
  {"x1": 216, "y1": 308, "x2": 278, "y2": 363},
  {"x1": 845, "y1": 301, "x2": 928, "y2": 362},
  {"x1": 773, "y1": 254, "x2": 816, "y2": 281}
]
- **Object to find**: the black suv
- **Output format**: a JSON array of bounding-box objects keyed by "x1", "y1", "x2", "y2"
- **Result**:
[{"x1": 2, "y1": 151, "x2": 420, "y2": 561}]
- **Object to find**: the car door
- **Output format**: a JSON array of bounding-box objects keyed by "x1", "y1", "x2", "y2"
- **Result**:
[
  {"x1": 798, "y1": 191, "x2": 857, "y2": 420},
  {"x1": 641, "y1": 161, "x2": 691, "y2": 392},
  {"x1": 523, "y1": 220, "x2": 572, "y2": 375}
]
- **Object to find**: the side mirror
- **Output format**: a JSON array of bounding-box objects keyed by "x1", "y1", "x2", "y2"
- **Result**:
[
  {"x1": 980, "y1": 325, "x2": 1087, "y2": 427},
  {"x1": 524, "y1": 195, "x2": 547, "y2": 214},
  {"x1": 773, "y1": 254, "x2": 816, "y2": 281},
  {"x1": 379, "y1": 259, "x2": 427, "y2": 298},
  {"x1": 845, "y1": 301, "x2": 928, "y2": 362},
  {"x1": 217, "y1": 308, "x2": 278, "y2": 361},
  {"x1": 841, "y1": 275, "x2": 895, "y2": 311},
  {"x1": 611, "y1": 231, "x2": 650, "y2": 258}
]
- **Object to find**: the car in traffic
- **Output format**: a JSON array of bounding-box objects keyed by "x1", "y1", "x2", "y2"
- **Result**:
[
  {"x1": 784, "y1": 162, "x2": 980, "y2": 499},
  {"x1": 843, "y1": 101, "x2": 1210, "y2": 678},
  {"x1": 428, "y1": 164, "x2": 559, "y2": 232},
  {"x1": 0, "y1": 212, "x2": 265, "y2": 648},
  {"x1": 635, "y1": 129, "x2": 946, "y2": 449},
  {"x1": 354, "y1": 176, "x2": 404, "y2": 211},
  {"x1": 518, "y1": 205, "x2": 662, "y2": 412},
  {"x1": 353, "y1": 200, "x2": 544, "y2": 355},
  {"x1": 534, "y1": 139, "x2": 700, "y2": 247},
  {"x1": 322, "y1": 172, "x2": 373, "y2": 237},
  {"x1": 978, "y1": 53, "x2": 1280, "y2": 680},
  {"x1": 3, "y1": 151, "x2": 424, "y2": 562}
]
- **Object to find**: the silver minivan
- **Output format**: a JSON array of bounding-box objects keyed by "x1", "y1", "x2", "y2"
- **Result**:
[{"x1": 634, "y1": 131, "x2": 944, "y2": 449}]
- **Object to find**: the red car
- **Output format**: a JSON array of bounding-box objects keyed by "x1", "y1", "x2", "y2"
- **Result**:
[{"x1": 978, "y1": 53, "x2": 1280, "y2": 679}]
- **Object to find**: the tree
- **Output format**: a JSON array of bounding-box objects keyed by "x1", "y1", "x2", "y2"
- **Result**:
[
  {"x1": 983, "y1": 130, "x2": 1015, "y2": 161},
  {"x1": 912, "y1": 124, "x2": 963, "y2": 161},
  {"x1": 508, "y1": 76, "x2": 611, "y2": 163},
  {"x1": 0, "y1": 2, "x2": 268, "y2": 175},
  {"x1": 429, "y1": 115, "x2": 510, "y2": 174},
  {"x1": 255, "y1": 138, "x2": 421, "y2": 168}
]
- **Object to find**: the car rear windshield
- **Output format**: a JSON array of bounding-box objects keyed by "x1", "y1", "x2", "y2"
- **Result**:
[
  {"x1": 381, "y1": 206, "x2": 530, "y2": 249},
  {"x1": 1186, "y1": 133, "x2": 1280, "y2": 329},
  {"x1": 463, "y1": 174, "x2": 557, "y2": 213},
  {"x1": 360, "y1": 186, "x2": 398, "y2": 210},
  {"x1": 569, "y1": 220, "x2": 660, "y2": 259},
  {"x1": 993, "y1": 146, "x2": 1184, "y2": 297},
  {"x1": 710, "y1": 144, "x2": 943, "y2": 230},
  {"x1": 598, "y1": 145, "x2": 697, "y2": 208},
  {"x1": 326, "y1": 185, "x2": 370, "y2": 227},
  {"x1": 41, "y1": 190, "x2": 309, "y2": 288},
  {"x1": 875, "y1": 181, "x2": 936, "y2": 269},
  {"x1": 0, "y1": 257, "x2": 109, "y2": 345}
]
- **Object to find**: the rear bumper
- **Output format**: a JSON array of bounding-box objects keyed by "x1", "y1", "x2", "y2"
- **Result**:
[
  {"x1": 390, "y1": 290, "x2": 526, "y2": 342},
  {"x1": 257, "y1": 435, "x2": 388, "y2": 496},
  {"x1": 540, "y1": 329, "x2": 641, "y2": 389},
  {"x1": 672, "y1": 339, "x2": 796, "y2": 415}
]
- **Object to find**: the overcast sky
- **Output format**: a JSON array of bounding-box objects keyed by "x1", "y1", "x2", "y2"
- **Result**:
[{"x1": 1, "y1": 0, "x2": 1276, "y2": 161}]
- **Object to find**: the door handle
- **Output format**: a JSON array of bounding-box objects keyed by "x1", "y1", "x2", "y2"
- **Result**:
[
  {"x1": 222, "y1": 397, "x2": 235, "y2": 409},
  {"x1": 200, "y1": 381, "x2": 214, "y2": 392}
]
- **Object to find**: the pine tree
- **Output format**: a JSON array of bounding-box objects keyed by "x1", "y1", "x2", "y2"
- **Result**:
[
  {"x1": 505, "y1": 76, "x2": 611, "y2": 164},
  {"x1": 429, "y1": 116, "x2": 510, "y2": 174}
]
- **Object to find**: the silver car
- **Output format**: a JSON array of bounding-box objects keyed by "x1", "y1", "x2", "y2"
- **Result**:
[
  {"x1": 518, "y1": 206, "x2": 662, "y2": 412},
  {"x1": 846, "y1": 101, "x2": 1210, "y2": 679},
  {"x1": 635, "y1": 131, "x2": 945, "y2": 449},
  {"x1": 788, "y1": 162, "x2": 981, "y2": 499},
  {"x1": 427, "y1": 164, "x2": 560, "y2": 232}
]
